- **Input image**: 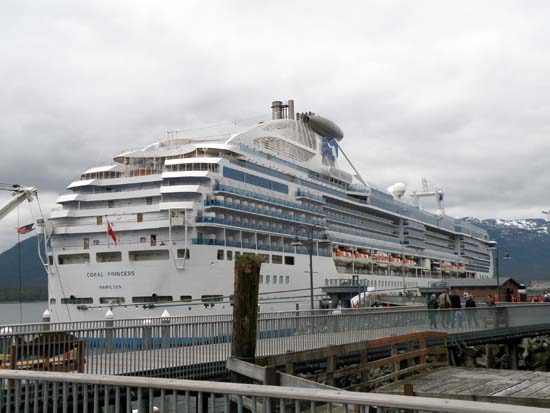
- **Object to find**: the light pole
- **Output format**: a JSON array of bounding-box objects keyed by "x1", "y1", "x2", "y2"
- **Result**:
[
  {"x1": 290, "y1": 224, "x2": 318, "y2": 310},
  {"x1": 494, "y1": 247, "x2": 512, "y2": 303}
]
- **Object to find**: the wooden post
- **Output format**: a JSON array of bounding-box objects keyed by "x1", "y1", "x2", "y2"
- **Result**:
[
  {"x1": 326, "y1": 354, "x2": 336, "y2": 386},
  {"x1": 360, "y1": 350, "x2": 369, "y2": 389},
  {"x1": 231, "y1": 254, "x2": 262, "y2": 382},
  {"x1": 508, "y1": 340, "x2": 519, "y2": 370}
]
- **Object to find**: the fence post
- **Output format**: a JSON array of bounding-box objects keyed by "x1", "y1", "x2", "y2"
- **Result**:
[
  {"x1": 42, "y1": 309, "x2": 51, "y2": 332},
  {"x1": 143, "y1": 319, "x2": 152, "y2": 351},
  {"x1": 105, "y1": 309, "x2": 114, "y2": 353},
  {"x1": 161, "y1": 310, "x2": 171, "y2": 349}
]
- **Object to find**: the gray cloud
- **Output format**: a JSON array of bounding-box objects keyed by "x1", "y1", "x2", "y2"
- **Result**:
[{"x1": 1, "y1": 1, "x2": 550, "y2": 252}]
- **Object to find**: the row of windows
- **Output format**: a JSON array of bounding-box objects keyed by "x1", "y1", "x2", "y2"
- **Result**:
[
  {"x1": 223, "y1": 167, "x2": 288, "y2": 194},
  {"x1": 216, "y1": 250, "x2": 295, "y2": 265},
  {"x1": 56, "y1": 248, "x2": 190, "y2": 265},
  {"x1": 53, "y1": 293, "x2": 222, "y2": 305},
  {"x1": 260, "y1": 274, "x2": 290, "y2": 285},
  {"x1": 324, "y1": 279, "x2": 418, "y2": 289}
]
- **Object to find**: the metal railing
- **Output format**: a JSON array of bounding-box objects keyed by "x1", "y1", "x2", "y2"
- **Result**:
[
  {"x1": 0, "y1": 305, "x2": 549, "y2": 379},
  {"x1": 0, "y1": 369, "x2": 540, "y2": 413}
]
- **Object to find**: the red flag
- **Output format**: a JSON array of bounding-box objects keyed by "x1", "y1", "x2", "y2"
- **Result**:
[
  {"x1": 17, "y1": 223, "x2": 35, "y2": 234},
  {"x1": 107, "y1": 222, "x2": 117, "y2": 244}
]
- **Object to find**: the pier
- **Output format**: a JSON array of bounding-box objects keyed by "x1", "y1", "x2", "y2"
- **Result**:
[{"x1": 1, "y1": 303, "x2": 550, "y2": 411}]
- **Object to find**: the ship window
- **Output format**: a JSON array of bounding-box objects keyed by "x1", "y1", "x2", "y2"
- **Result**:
[
  {"x1": 272, "y1": 255, "x2": 282, "y2": 264},
  {"x1": 140, "y1": 237, "x2": 147, "y2": 243},
  {"x1": 180, "y1": 295, "x2": 192, "y2": 302},
  {"x1": 273, "y1": 275, "x2": 277, "y2": 284},
  {"x1": 217, "y1": 250, "x2": 224, "y2": 260},
  {"x1": 61, "y1": 296, "x2": 93, "y2": 305},
  {"x1": 227, "y1": 251, "x2": 233, "y2": 261},
  {"x1": 279, "y1": 276, "x2": 283, "y2": 284},
  {"x1": 129, "y1": 250, "x2": 169, "y2": 261},
  {"x1": 132, "y1": 295, "x2": 173, "y2": 303},
  {"x1": 58, "y1": 253, "x2": 90, "y2": 265},
  {"x1": 93, "y1": 240, "x2": 100, "y2": 245},
  {"x1": 258, "y1": 254, "x2": 269, "y2": 263},
  {"x1": 108, "y1": 200, "x2": 114, "y2": 208},
  {"x1": 286, "y1": 276, "x2": 290, "y2": 284},
  {"x1": 49, "y1": 298, "x2": 56, "y2": 304},
  {"x1": 137, "y1": 213, "x2": 143, "y2": 222},
  {"x1": 266, "y1": 275, "x2": 270, "y2": 284},
  {"x1": 97, "y1": 216, "x2": 103, "y2": 225},
  {"x1": 100, "y1": 297, "x2": 125, "y2": 304},
  {"x1": 284, "y1": 256, "x2": 294, "y2": 265},
  {"x1": 83, "y1": 238, "x2": 89, "y2": 249},
  {"x1": 146, "y1": 197, "x2": 153, "y2": 205},
  {"x1": 201, "y1": 295, "x2": 223, "y2": 303},
  {"x1": 48, "y1": 256, "x2": 54, "y2": 265},
  {"x1": 259, "y1": 274, "x2": 263, "y2": 284},
  {"x1": 97, "y1": 251, "x2": 122, "y2": 263},
  {"x1": 177, "y1": 249, "x2": 190, "y2": 259},
  {"x1": 150, "y1": 234, "x2": 157, "y2": 246}
]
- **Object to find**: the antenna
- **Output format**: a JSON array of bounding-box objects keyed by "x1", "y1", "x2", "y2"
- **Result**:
[{"x1": 410, "y1": 178, "x2": 445, "y2": 219}]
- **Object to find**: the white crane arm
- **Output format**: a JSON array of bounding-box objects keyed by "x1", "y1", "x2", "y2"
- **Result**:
[{"x1": 0, "y1": 186, "x2": 37, "y2": 221}]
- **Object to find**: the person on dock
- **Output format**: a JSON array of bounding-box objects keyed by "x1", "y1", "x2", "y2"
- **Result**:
[
  {"x1": 450, "y1": 290, "x2": 463, "y2": 328},
  {"x1": 485, "y1": 294, "x2": 496, "y2": 307},
  {"x1": 437, "y1": 290, "x2": 451, "y2": 328},
  {"x1": 465, "y1": 293, "x2": 479, "y2": 327},
  {"x1": 427, "y1": 294, "x2": 439, "y2": 328}
]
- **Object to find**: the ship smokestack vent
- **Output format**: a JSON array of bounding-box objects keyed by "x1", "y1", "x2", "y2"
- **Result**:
[{"x1": 271, "y1": 101, "x2": 283, "y2": 120}]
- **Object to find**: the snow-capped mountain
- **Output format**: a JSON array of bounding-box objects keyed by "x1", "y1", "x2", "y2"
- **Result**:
[{"x1": 461, "y1": 217, "x2": 550, "y2": 282}]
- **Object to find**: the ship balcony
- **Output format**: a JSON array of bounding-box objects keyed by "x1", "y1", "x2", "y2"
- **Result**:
[
  {"x1": 295, "y1": 191, "x2": 326, "y2": 204},
  {"x1": 324, "y1": 203, "x2": 397, "y2": 227},
  {"x1": 326, "y1": 216, "x2": 396, "y2": 237},
  {"x1": 56, "y1": 187, "x2": 161, "y2": 204},
  {"x1": 204, "y1": 200, "x2": 325, "y2": 227},
  {"x1": 195, "y1": 216, "x2": 327, "y2": 240},
  {"x1": 160, "y1": 184, "x2": 204, "y2": 194},
  {"x1": 213, "y1": 184, "x2": 325, "y2": 216}
]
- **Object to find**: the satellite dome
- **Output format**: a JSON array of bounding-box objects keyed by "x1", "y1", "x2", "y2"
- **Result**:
[{"x1": 388, "y1": 182, "x2": 406, "y2": 199}]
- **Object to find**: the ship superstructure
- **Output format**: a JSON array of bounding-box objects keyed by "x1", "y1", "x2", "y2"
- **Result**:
[{"x1": 47, "y1": 100, "x2": 493, "y2": 321}]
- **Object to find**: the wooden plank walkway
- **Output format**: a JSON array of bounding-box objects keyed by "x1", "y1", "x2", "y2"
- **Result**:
[{"x1": 376, "y1": 366, "x2": 550, "y2": 408}]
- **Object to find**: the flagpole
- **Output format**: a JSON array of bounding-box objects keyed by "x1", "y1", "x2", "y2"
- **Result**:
[{"x1": 17, "y1": 207, "x2": 22, "y2": 323}]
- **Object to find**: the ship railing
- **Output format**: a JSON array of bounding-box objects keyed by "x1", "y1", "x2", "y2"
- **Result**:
[
  {"x1": 0, "y1": 305, "x2": 549, "y2": 380},
  {"x1": 204, "y1": 200, "x2": 325, "y2": 226},
  {"x1": 213, "y1": 184, "x2": 325, "y2": 215},
  {"x1": 326, "y1": 215, "x2": 396, "y2": 237},
  {"x1": 325, "y1": 202, "x2": 396, "y2": 226},
  {"x1": 195, "y1": 217, "x2": 327, "y2": 240},
  {"x1": 0, "y1": 369, "x2": 532, "y2": 413}
]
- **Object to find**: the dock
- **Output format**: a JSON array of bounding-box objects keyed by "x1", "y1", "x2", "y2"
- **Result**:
[{"x1": 376, "y1": 366, "x2": 550, "y2": 409}]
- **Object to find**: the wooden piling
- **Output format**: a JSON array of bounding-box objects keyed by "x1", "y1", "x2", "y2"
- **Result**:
[{"x1": 231, "y1": 254, "x2": 262, "y2": 382}]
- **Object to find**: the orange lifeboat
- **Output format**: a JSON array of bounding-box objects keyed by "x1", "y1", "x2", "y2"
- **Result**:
[
  {"x1": 373, "y1": 251, "x2": 389, "y2": 267},
  {"x1": 334, "y1": 248, "x2": 353, "y2": 264}
]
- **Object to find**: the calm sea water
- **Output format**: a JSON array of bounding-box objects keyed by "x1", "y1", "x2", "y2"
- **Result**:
[{"x1": 0, "y1": 301, "x2": 48, "y2": 325}]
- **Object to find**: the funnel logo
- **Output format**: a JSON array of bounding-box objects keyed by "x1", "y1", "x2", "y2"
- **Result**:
[{"x1": 322, "y1": 137, "x2": 339, "y2": 161}]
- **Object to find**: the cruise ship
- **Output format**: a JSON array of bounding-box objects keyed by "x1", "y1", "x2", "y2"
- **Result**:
[{"x1": 47, "y1": 99, "x2": 494, "y2": 322}]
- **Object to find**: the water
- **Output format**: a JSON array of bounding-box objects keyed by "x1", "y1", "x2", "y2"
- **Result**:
[{"x1": 0, "y1": 301, "x2": 48, "y2": 325}]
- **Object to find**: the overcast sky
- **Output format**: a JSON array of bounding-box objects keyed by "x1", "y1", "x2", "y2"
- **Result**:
[{"x1": 1, "y1": 1, "x2": 550, "y2": 253}]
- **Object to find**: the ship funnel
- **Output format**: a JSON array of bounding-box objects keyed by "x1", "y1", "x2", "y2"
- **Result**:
[
  {"x1": 271, "y1": 101, "x2": 283, "y2": 120},
  {"x1": 288, "y1": 100, "x2": 295, "y2": 120}
]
